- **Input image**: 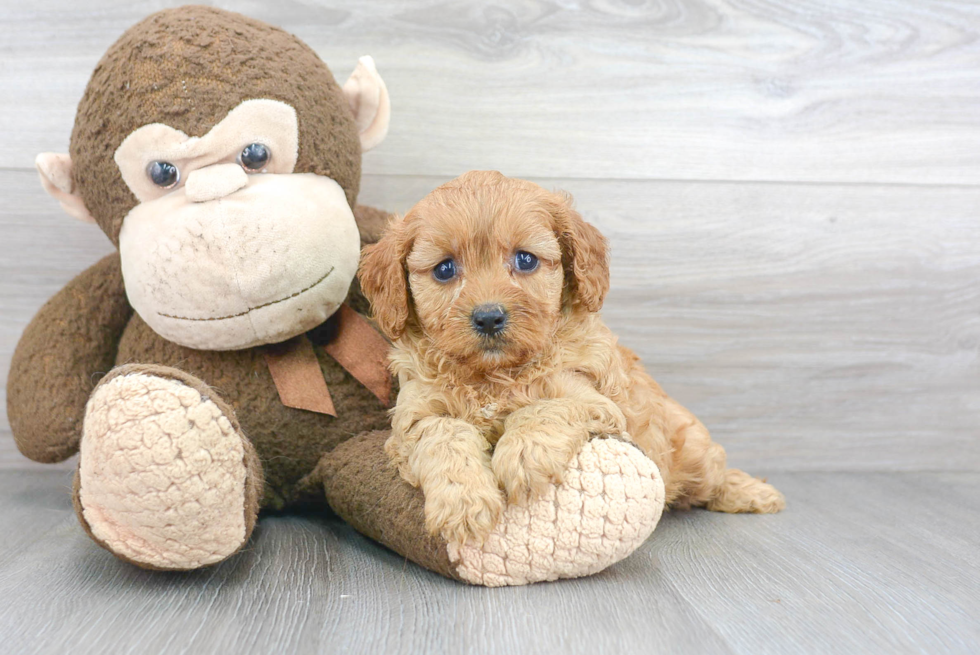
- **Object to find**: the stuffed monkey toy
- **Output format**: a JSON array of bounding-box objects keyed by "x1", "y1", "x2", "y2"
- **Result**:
[{"x1": 8, "y1": 6, "x2": 665, "y2": 586}]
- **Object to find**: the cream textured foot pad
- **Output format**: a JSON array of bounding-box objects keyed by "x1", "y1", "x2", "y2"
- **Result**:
[
  {"x1": 448, "y1": 438, "x2": 665, "y2": 587},
  {"x1": 79, "y1": 372, "x2": 249, "y2": 569}
]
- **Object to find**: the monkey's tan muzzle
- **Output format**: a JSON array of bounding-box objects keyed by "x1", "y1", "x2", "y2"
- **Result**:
[{"x1": 119, "y1": 174, "x2": 361, "y2": 351}]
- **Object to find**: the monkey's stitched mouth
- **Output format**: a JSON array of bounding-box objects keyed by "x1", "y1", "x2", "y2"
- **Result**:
[{"x1": 157, "y1": 266, "x2": 335, "y2": 322}]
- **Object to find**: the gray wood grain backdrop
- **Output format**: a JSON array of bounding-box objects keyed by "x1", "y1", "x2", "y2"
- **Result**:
[{"x1": 2, "y1": 0, "x2": 977, "y2": 472}]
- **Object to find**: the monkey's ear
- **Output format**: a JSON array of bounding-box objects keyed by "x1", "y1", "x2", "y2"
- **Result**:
[
  {"x1": 35, "y1": 153, "x2": 96, "y2": 224},
  {"x1": 342, "y1": 56, "x2": 391, "y2": 152}
]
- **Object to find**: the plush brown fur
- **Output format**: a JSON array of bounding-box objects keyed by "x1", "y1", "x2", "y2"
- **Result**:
[
  {"x1": 317, "y1": 430, "x2": 464, "y2": 582},
  {"x1": 8, "y1": 254, "x2": 132, "y2": 463},
  {"x1": 7, "y1": 7, "x2": 428, "y2": 568},
  {"x1": 70, "y1": 5, "x2": 361, "y2": 246},
  {"x1": 360, "y1": 171, "x2": 786, "y2": 544}
]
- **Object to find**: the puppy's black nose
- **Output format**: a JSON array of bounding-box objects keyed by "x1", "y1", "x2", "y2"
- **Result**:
[{"x1": 471, "y1": 304, "x2": 508, "y2": 337}]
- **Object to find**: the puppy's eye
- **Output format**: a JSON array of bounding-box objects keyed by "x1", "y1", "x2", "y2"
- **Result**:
[
  {"x1": 240, "y1": 143, "x2": 270, "y2": 172},
  {"x1": 514, "y1": 251, "x2": 539, "y2": 273},
  {"x1": 147, "y1": 161, "x2": 179, "y2": 188},
  {"x1": 433, "y1": 258, "x2": 458, "y2": 282}
]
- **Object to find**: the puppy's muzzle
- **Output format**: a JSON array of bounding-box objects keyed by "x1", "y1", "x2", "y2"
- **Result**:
[{"x1": 471, "y1": 304, "x2": 508, "y2": 337}]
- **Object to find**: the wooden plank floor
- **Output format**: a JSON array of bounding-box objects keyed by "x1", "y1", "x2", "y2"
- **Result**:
[
  {"x1": 0, "y1": 470, "x2": 977, "y2": 654},
  {"x1": 1, "y1": 1, "x2": 978, "y2": 653}
]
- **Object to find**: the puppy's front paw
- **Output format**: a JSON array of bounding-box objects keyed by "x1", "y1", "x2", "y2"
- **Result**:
[
  {"x1": 584, "y1": 398, "x2": 629, "y2": 438},
  {"x1": 491, "y1": 430, "x2": 580, "y2": 503},
  {"x1": 423, "y1": 474, "x2": 505, "y2": 546}
]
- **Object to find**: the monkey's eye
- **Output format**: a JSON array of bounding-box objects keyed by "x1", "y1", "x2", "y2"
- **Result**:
[
  {"x1": 433, "y1": 258, "x2": 458, "y2": 282},
  {"x1": 147, "y1": 161, "x2": 179, "y2": 188},
  {"x1": 240, "y1": 143, "x2": 270, "y2": 171},
  {"x1": 514, "y1": 251, "x2": 539, "y2": 273}
]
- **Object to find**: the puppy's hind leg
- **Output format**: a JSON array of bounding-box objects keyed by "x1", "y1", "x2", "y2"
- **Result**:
[
  {"x1": 661, "y1": 405, "x2": 785, "y2": 514},
  {"x1": 705, "y1": 466, "x2": 785, "y2": 514}
]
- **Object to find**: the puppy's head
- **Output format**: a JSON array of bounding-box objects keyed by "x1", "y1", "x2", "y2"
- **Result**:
[{"x1": 359, "y1": 171, "x2": 609, "y2": 373}]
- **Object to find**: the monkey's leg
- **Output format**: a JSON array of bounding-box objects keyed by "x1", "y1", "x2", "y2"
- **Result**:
[
  {"x1": 314, "y1": 431, "x2": 665, "y2": 587},
  {"x1": 73, "y1": 364, "x2": 263, "y2": 570}
]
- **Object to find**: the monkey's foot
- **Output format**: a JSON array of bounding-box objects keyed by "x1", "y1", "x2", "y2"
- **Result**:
[
  {"x1": 448, "y1": 438, "x2": 664, "y2": 586},
  {"x1": 75, "y1": 365, "x2": 262, "y2": 570},
  {"x1": 320, "y1": 433, "x2": 665, "y2": 587}
]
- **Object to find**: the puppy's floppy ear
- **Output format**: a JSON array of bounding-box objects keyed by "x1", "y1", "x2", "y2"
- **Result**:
[
  {"x1": 551, "y1": 192, "x2": 610, "y2": 313},
  {"x1": 358, "y1": 215, "x2": 414, "y2": 339}
]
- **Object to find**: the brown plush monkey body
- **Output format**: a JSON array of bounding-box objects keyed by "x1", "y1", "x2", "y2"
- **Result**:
[
  {"x1": 114, "y1": 267, "x2": 391, "y2": 509},
  {"x1": 9, "y1": 6, "x2": 665, "y2": 585},
  {"x1": 10, "y1": 6, "x2": 408, "y2": 570}
]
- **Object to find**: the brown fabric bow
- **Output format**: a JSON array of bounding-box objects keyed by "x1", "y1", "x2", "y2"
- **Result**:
[{"x1": 263, "y1": 304, "x2": 392, "y2": 416}]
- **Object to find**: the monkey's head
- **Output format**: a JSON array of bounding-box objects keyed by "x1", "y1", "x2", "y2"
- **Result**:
[{"x1": 35, "y1": 6, "x2": 391, "y2": 350}]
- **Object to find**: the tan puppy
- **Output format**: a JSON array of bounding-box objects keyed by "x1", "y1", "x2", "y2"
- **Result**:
[{"x1": 359, "y1": 171, "x2": 785, "y2": 545}]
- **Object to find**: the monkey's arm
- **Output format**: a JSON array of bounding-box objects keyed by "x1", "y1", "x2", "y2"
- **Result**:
[{"x1": 7, "y1": 253, "x2": 133, "y2": 462}]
